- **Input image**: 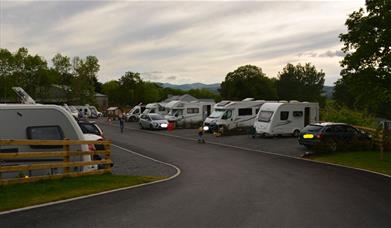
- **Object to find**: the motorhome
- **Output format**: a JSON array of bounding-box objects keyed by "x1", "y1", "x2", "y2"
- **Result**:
[
  {"x1": 126, "y1": 104, "x2": 146, "y2": 122},
  {"x1": 75, "y1": 105, "x2": 93, "y2": 118},
  {"x1": 165, "y1": 100, "x2": 215, "y2": 128},
  {"x1": 63, "y1": 104, "x2": 79, "y2": 119},
  {"x1": 142, "y1": 103, "x2": 168, "y2": 115},
  {"x1": 0, "y1": 104, "x2": 97, "y2": 179},
  {"x1": 254, "y1": 101, "x2": 319, "y2": 137},
  {"x1": 203, "y1": 98, "x2": 266, "y2": 131}
]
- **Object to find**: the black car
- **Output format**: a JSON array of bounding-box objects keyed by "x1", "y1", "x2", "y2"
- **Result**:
[{"x1": 298, "y1": 122, "x2": 373, "y2": 152}]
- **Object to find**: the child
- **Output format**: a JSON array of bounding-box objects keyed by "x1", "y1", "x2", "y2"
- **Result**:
[{"x1": 197, "y1": 126, "x2": 205, "y2": 143}]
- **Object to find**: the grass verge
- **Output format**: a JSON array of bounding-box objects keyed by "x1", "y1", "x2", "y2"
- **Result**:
[
  {"x1": 308, "y1": 151, "x2": 391, "y2": 176},
  {"x1": 0, "y1": 174, "x2": 166, "y2": 212}
]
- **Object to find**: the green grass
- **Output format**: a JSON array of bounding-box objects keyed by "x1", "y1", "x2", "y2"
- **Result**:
[
  {"x1": 0, "y1": 174, "x2": 166, "y2": 212},
  {"x1": 308, "y1": 151, "x2": 391, "y2": 176}
]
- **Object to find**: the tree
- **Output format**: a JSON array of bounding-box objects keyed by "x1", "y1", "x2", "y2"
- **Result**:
[
  {"x1": 277, "y1": 63, "x2": 325, "y2": 104},
  {"x1": 71, "y1": 56, "x2": 100, "y2": 104},
  {"x1": 334, "y1": 0, "x2": 391, "y2": 118},
  {"x1": 220, "y1": 65, "x2": 277, "y2": 100}
]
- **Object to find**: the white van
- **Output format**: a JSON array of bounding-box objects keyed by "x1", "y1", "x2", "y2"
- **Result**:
[
  {"x1": 0, "y1": 104, "x2": 97, "y2": 179},
  {"x1": 254, "y1": 101, "x2": 319, "y2": 136},
  {"x1": 126, "y1": 105, "x2": 146, "y2": 122},
  {"x1": 165, "y1": 100, "x2": 215, "y2": 127},
  {"x1": 203, "y1": 98, "x2": 266, "y2": 131}
]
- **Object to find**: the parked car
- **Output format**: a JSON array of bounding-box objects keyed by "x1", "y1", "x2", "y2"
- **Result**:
[
  {"x1": 298, "y1": 122, "x2": 373, "y2": 152},
  {"x1": 78, "y1": 120, "x2": 105, "y2": 150},
  {"x1": 139, "y1": 113, "x2": 168, "y2": 130}
]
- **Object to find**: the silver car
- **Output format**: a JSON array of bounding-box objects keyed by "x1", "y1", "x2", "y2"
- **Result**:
[{"x1": 139, "y1": 113, "x2": 169, "y2": 130}]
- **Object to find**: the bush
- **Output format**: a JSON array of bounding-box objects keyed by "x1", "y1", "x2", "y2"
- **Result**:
[{"x1": 320, "y1": 101, "x2": 376, "y2": 128}]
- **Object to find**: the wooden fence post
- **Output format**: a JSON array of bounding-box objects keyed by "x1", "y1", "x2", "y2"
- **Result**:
[
  {"x1": 104, "y1": 143, "x2": 112, "y2": 172},
  {"x1": 63, "y1": 138, "x2": 70, "y2": 173}
]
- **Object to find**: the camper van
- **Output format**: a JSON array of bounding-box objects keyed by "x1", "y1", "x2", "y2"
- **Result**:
[
  {"x1": 165, "y1": 100, "x2": 215, "y2": 128},
  {"x1": 0, "y1": 104, "x2": 97, "y2": 179},
  {"x1": 203, "y1": 98, "x2": 266, "y2": 131},
  {"x1": 126, "y1": 105, "x2": 146, "y2": 122},
  {"x1": 142, "y1": 103, "x2": 168, "y2": 115},
  {"x1": 254, "y1": 101, "x2": 319, "y2": 137}
]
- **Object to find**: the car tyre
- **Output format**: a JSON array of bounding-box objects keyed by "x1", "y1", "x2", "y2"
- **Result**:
[
  {"x1": 139, "y1": 123, "x2": 144, "y2": 129},
  {"x1": 293, "y1": 130, "x2": 300, "y2": 137},
  {"x1": 327, "y1": 139, "x2": 337, "y2": 153},
  {"x1": 130, "y1": 116, "x2": 137, "y2": 122}
]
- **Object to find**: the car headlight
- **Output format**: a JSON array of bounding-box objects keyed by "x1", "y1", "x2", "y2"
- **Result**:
[
  {"x1": 203, "y1": 126, "x2": 209, "y2": 131},
  {"x1": 160, "y1": 123, "x2": 168, "y2": 128}
]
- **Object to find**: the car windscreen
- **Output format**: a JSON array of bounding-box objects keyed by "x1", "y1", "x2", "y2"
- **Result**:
[
  {"x1": 258, "y1": 111, "x2": 273, "y2": 122},
  {"x1": 79, "y1": 123, "x2": 101, "y2": 135},
  {"x1": 209, "y1": 109, "x2": 225, "y2": 118},
  {"x1": 150, "y1": 115, "x2": 165, "y2": 120},
  {"x1": 302, "y1": 125, "x2": 323, "y2": 133}
]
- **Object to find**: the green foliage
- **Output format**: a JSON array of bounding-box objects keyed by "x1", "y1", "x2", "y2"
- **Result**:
[
  {"x1": 335, "y1": 0, "x2": 391, "y2": 118},
  {"x1": 277, "y1": 63, "x2": 325, "y2": 105},
  {"x1": 220, "y1": 65, "x2": 277, "y2": 100},
  {"x1": 321, "y1": 101, "x2": 376, "y2": 128}
]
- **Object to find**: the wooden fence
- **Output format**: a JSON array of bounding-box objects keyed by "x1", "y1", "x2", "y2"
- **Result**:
[
  {"x1": 354, "y1": 126, "x2": 387, "y2": 160},
  {"x1": 0, "y1": 139, "x2": 112, "y2": 185}
]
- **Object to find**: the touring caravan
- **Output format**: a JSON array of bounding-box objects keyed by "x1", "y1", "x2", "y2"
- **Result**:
[
  {"x1": 254, "y1": 101, "x2": 319, "y2": 136},
  {"x1": 203, "y1": 98, "x2": 266, "y2": 131},
  {"x1": 165, "y1": 100, "x2": 215, "y2": 128},
  {"x1": 142, "y1": 103, "x2": 168, "y2": 115},
  {"x1": 0, "y1": 104, "x2": 97, "y2": 179}
]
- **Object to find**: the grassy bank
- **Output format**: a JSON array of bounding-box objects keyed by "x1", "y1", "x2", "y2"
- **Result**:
[
  {"x1": 308, "y1": 151, "x2": 391, "y2": 176},
  {"x1": 0, "y1": 174, "x2": 166, "y2": 212}
]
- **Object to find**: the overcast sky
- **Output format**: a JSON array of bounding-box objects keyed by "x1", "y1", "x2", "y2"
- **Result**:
[{"x1": 0, "y1": 0, "x2": 365, "y2": 85}]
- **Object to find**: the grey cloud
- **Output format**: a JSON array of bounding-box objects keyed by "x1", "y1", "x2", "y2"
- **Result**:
[
  {"x1": 140, "y1": 72, "x2": 164, "y2": 81},
  {"x1": 319, "y1": 50, "x2": 345, "y2": 58},
  {"x1": 166, "y1": 76, "x2": 177, "y2": 80}
]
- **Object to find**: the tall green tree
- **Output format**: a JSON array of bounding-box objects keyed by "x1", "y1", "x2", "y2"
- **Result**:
[
  {"x1": 71, "y1": 56, "x2": 100, "y2": 104},
  {"x1": 220, "y1": 65, "x2": 277, "y2": 100},
  {"x1": 277, "y1": 63, "x2": 325, "y2": 104},
  {"x1": 334, "y1": 0, "x2": 391, "y2": 118}
]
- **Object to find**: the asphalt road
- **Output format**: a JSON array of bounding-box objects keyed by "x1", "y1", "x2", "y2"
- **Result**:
[{"x1": 1, "y1": 123, "x2": 391, "y2": 228}]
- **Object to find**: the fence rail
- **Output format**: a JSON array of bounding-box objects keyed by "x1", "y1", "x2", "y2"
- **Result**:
[{"x1": 0, "y1": 139, "x2": 112, "y2": 185}]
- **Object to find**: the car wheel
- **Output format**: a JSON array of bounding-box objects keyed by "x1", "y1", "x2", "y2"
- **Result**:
[
  {"x1": 327, "y1": 139, "x2": 337, "y2": 153},
  {"x1": 293, "y1": 130, "x2": 300, "y2": 137},
  {"x1": 139, "y1": 123, "x2": 144, "y2": 129},
  {"x1": 130, "y1": 116, "x2": 137, "y2": 122},
  {"x1": 149, "y1": 124, "x2": 153, "y2": 130}
]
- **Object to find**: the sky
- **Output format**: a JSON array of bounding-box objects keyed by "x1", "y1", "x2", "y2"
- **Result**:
[{"x1": 0, "y1": 0, "x2": 365, "y2": 86}]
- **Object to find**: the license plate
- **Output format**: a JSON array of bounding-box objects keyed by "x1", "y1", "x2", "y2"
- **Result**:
[{"x1": 303, "y1": 134, "x2": 314, "y2": 139}]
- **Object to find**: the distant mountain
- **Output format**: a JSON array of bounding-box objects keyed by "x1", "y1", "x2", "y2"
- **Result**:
[
  {"x1": 158, "y1": 82, "x2": 220, "y2": 92},
  {"x1": 323, "y1": 86, "x2": 334, "y2": 98}
]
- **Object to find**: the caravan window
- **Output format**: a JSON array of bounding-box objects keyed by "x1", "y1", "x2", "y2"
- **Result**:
[
  {"x1": 293, "y1": 111, "x2": 303, "y2": 117},
  {"x1": 26, "y1": 126, "x2": 64, "y2": 149},
  {"x1": 187, "y1": 108, "x2": 199, "y2": 114},
  {"x1": 258, "y1": 111, "x2": 273, "y2": 122},
  {"x1": 280, "y1": 111, "x2": 289, "y2": 120},
  {"x1": 238, "y1": 108, "x2": 252, "y2": 116}
]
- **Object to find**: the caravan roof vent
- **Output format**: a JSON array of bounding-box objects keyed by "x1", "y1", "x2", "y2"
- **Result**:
[
  {"x1": 217, "y1": 101, "x2": 231, "y2": 106},
  {"x1": 242, "y1": 98, "x2": 255, "y2": 101}
]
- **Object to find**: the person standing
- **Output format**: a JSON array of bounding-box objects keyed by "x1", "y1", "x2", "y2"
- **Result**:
[
  {"x1": 197, "y1": 126, "x2": 205, "y2": 143},
  {"x1": 119, "y1": 113, "x2": 124, "y2": 133}
]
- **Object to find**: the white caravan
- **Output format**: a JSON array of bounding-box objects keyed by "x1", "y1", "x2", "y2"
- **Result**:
[
  {"x1": 142, "y1": 103, "x2": 168, "y2": 115},
  {"x1": 254, "y1": 101, "x2": 319, "y2": 137},
  {"x1": 203, "y1": 98, "x2": 266, "y2": 131},
  {"x1": 165, "y1": 100, "x2": 215, "y2": 127},
  {"x1": 0, "y1": 104, "x2": 97, "y2": 179}
]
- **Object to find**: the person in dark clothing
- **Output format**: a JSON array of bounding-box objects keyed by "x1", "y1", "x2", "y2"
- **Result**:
[
  {"x1": 197, "y1": 126, "x2": 205, "y2": 143},
  {"x1": 119, "y1": 114, "x2": 124, "y2": 133}
]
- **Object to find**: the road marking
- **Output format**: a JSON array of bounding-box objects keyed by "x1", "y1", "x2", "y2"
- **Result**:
[
  {"x1": 0, "y1": 144, "x2": 181, "y2": 216},
  {"x1": 110, "y1": 121, "x2": 391, "y2": 179}
]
